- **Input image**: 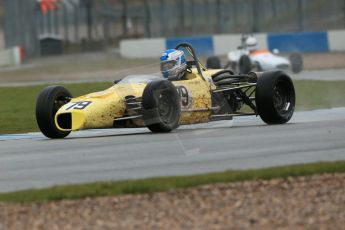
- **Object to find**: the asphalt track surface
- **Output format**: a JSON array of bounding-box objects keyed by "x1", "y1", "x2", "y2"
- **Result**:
[{"x1": 1, "y1": 107, "x2": 345, "y2": 193}]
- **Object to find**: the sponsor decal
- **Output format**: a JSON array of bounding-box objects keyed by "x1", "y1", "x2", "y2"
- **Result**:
[{"x1": 64, "y1": 101, "x2": 92, "y2": 110}]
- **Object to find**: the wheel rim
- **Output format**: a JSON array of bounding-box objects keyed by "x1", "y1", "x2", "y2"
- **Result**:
[
  {"x1": 273, "y1": 81, "x2": 293, "y2": 115},
  {"x1": 157, "y1": 90, "x2": 174, "y2": 124},
  {"x1": 52, "y1": 95, "x2": 70, "y2": 118}
]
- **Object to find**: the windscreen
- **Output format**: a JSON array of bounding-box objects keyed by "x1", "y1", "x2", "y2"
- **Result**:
[{"x1": 117, "y1": 74, "x2": 163, "y2": 84}]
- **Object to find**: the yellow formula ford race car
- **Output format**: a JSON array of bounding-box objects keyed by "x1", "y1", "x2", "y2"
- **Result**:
[{"x1": 36, "y1": 43, "x2": 295, "y2": 139}]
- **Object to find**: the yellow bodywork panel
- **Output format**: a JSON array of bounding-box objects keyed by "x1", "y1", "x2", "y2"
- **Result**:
[
  {"x1": 55, "y1": 68, "x2": 220, "y2": 131},
  {"x1": 55, "y1": 83, "x2": 145, "y2": 131},
  {"x1": 173, "y1": 70, "x2": 212, "y2": 125}
]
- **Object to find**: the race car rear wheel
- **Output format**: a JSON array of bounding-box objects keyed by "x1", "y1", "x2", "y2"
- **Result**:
[
  {"x1": 239, "y1": 55, "x2": 252, "y2": 73},
  {"x1": 206, "y1": 56, "x2": 221, "y2": 69},
  {"x1": 255, "y1": 71, "x2": 295, "y2": 124},
  {"x1": 289, "y1": 52, "x2": 303, "y2": 74},
  {"x1": 36, "y1": 86, "x2": 72, "y2": 139},
  {"x1": 142, "y1": 80, "x2": 181, "y2": 133}
]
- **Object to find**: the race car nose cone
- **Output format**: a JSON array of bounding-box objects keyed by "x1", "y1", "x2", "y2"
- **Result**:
[{"x1": 56, "y1": 111, "x2": 86, "y2": 131}]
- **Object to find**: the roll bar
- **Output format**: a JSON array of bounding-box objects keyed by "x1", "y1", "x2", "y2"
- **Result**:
[{"x1": 174, "y1": 43, "x2": 206, "y2": 82}]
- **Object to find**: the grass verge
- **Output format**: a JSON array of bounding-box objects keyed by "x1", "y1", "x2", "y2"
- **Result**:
[
  {"x1": 0, "y1": 58, "x2": 156, "y2": 80},
  {"x1": 0, "y1": 161, "x2": 344, "y2": 203},
  {"x1": 0, "y1": 80, "x2": 345, "y2": 134},
  {"x1": 294, "y1": 80, "x2": 345, "y2": 110},
  {"x1": 0, "y1": 82, "x2": 111, "y2": 134}
]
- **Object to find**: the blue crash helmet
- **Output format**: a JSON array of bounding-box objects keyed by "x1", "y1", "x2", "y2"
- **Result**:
[{"x1": 160, "y1": 49, "x2": 187, "y2": 80}]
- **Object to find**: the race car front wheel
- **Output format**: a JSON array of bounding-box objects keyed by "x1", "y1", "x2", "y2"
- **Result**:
[
  {"x1": 255, "y1": 71, "x2": 295, "y2": 124},
  {"x1": 289, "y1": 52, "x2": 303, "y2": 74},
  {"x1": 142, "y1": 80, "x2": 181, "y2": 133},
  {"x1": 36, "y1": 86, "x2": 72, "y2": 139}
]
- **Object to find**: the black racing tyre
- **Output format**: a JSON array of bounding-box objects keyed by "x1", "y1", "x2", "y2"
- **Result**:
[
  {"x1": 36, "y1": 86, "x2": 72, "y2": 139},
  {"x1": 255, "y1": 71, "x2": 295, "y2": 124},
  {"x1": 142, "y1": 80, "x2": 181, "y2": 133},
  {"x1": 206, "y1": 56, "x2": 221, "y2": 69},
  {"x1": 289, "y1": 52, "x2": 303, "y2": 74},
  {"x1": 239, "y1": 55, "x2": 252, "y2": 73}
]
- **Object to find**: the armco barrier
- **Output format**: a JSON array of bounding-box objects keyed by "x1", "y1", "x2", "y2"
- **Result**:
[
  {"x1": 120, "y1": 38, "x2": 166, "y2": 58},
  {"x1": 213, "y1": 33, "x2": 268, "y2": 56},
  {"x1": 120, "y1": 30, "x2": 345, "y2": 58},
  {"x1": 327, "y1": 30, "x2": 345, "y2": 51},
  {"x1": 267, "y1": 32, "x2": 329, "y2": 52}
]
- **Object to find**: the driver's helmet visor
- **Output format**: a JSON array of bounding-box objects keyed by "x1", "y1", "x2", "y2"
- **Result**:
[{"x1": 160, "y1": 60, "x2": 177, "y2": 72}]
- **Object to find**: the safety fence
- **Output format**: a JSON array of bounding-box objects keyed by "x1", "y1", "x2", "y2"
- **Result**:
[{"x1": 2, "y1": 0, "x2": 345, "y2": 58}]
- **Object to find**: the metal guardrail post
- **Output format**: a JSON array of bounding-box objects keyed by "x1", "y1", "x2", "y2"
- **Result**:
[
  {"x1": 216, "y1": 0, "x2": 222, "y2": 33},
  {"x1": 66, "y1": 0, "x2": 80, "y2": 44},
  {"x1": 343, "y1": 0, "x2": 345, "y2": 27},
  {"x1": 298, "y1": 0, "x2": 304, "y2": 31},
  {"x1": 180, "y1": 0, "x2": 185, "y2": 35},
  {"x1": 85, "y1": 0, "x2": 93, "y2": 41},
  {"x1": 120, "y1": 0, "x2": 128, "y2": 37},
  {"x1": 3, "y1": 0, "x2": 15, "y2": 49},
  {"x1": 159, "y1": 0, "x2": 166, "y2": 36},
  {"x1": 62, "y1": 3, "x2": 69, "y2": 44},
  {"x1": 252, "y1": 0, "x2": 259, "y2": 33},
  {"x1": 191, "y1": 0, "x2": 196, "y2": 35},
  {"x1": 144, "y1": 0, "x2": 152, "y2": 38}
]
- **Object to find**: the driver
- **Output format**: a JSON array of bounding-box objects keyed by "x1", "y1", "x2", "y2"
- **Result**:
[
  {"x1": 160, "y1": 49, "x2": 187, "y2": 81},
  {"x1": 245, "y1": 36, "x2": 258, "y2": 53}
]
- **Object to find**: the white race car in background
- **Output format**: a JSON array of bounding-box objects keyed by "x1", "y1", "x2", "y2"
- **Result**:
[{"x1": 207, "y1": 35, "x2": 303, "y2": 74}]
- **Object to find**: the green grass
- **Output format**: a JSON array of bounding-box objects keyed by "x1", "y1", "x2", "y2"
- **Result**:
[
  {"x1": 0, "y1": 82, "x2": 111, "y2": 134},
  {"x1": 0, "y1": 161, "x2": 344, "y2": 203},
  {"x1": 0, "y1": 80, "x2": 345, "y2": 134},
  {"x1": 295, "y1": 80, "x2": 345, "y2": 110},
  {"x1": 0, "y1": 58, "x2": 156, "y2": 80}
]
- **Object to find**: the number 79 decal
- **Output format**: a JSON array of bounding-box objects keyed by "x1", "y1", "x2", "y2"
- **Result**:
[{"x1": 65, "y1": 101, "x2": 92, "y2": 110}]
